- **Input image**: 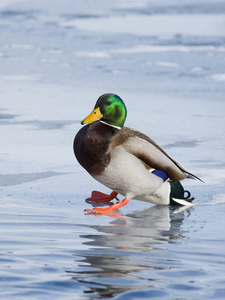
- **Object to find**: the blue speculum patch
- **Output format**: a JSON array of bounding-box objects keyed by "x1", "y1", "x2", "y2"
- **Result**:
[{"x1": 152, "y1": 170, "x2": 169, "y2": 181}]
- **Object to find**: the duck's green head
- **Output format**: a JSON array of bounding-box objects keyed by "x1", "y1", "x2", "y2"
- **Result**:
[{"x1": 81, "y1": 93, "x2": 127, "y2": 128}]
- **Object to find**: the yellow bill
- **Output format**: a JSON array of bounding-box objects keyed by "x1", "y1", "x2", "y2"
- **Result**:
[{"x1": 81, "y1": 107, "x2": 103, "y2": 125}]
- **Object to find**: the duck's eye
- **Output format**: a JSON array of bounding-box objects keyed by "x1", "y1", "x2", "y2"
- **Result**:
[{"x1": 106, "y1": 101, "x2": 111, "y2": 106}]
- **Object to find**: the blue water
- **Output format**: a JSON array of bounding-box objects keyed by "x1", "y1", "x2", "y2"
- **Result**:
[{"x1": 1, "y1": 0, "x2": 225, "y2": 299}]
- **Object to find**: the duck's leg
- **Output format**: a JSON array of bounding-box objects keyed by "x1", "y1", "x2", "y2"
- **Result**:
[
  {"x1": 85, "y1": 198, "x2": 129, "y2": 214},
  {"x1": 87, "y1": 190, "x2": 119, "y2": 202}
]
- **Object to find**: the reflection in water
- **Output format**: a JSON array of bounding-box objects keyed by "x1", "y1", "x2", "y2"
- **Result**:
[{"x1": 67, "y1": 206, "x2": 191, "y2": 298}]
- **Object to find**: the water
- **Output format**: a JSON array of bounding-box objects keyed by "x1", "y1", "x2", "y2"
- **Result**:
[{"x1": 1, "y1": 0, "x2": 225, "y2": 299}]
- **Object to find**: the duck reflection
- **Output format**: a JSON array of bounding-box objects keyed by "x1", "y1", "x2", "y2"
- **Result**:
[{"x1": 67, "y1": 205, "x2": 191, "y2": 298}]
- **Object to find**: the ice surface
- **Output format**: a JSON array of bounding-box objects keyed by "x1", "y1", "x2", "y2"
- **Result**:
[{"x1": 68, "y1": 13, "x2": 225, "y2": 37}]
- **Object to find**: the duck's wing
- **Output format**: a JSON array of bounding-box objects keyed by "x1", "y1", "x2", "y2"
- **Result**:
[{"x1": 109, "y1": 127, "x2": 202, "y2": 182}]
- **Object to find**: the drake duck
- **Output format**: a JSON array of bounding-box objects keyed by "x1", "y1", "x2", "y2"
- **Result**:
[{"x1": 74, "y1": 93, "x2": 202, "y2": 214}]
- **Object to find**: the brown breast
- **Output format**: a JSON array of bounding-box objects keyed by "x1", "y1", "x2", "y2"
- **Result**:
[{"x1": 73, "y1": 121, "x2": 118, "y2": 176}]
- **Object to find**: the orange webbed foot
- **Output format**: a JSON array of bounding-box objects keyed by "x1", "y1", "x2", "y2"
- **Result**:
[
  {"x1": 86, "y1": 190, "x2": 119, "y2": 203},
  {"x1": 85, "y1": 198, "x2": 129, "y2": 214}
]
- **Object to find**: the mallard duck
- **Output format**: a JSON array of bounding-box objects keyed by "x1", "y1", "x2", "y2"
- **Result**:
[{"x1": 74, "y1": 93, "x2": 202, "y2": 213}]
